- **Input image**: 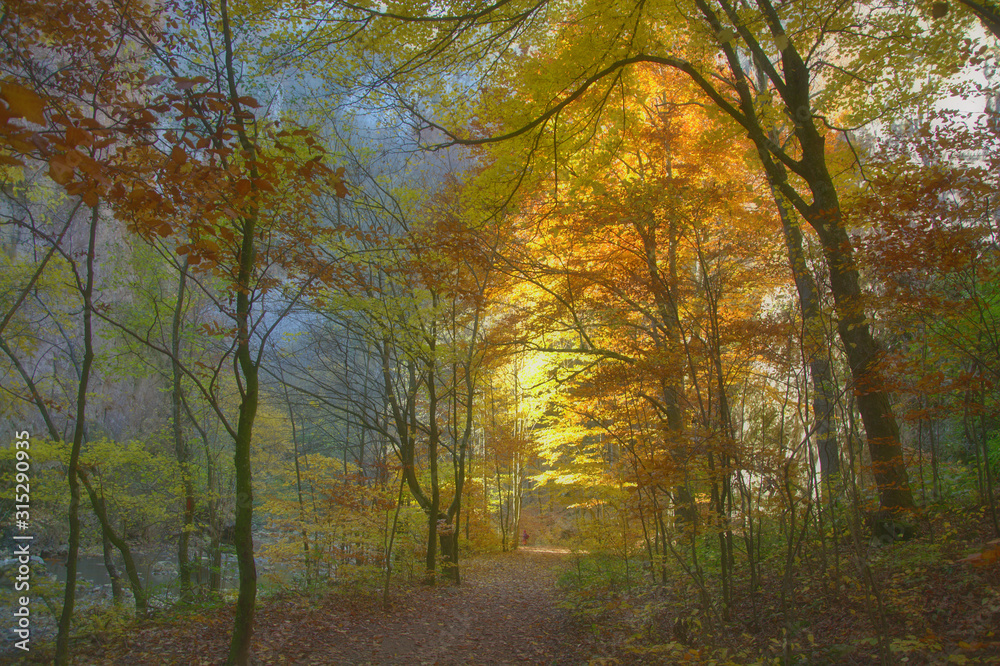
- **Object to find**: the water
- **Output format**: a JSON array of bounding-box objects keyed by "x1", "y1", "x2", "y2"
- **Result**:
[{"x1": 43, "y1": 550, "x2": 238, "y2": 593}]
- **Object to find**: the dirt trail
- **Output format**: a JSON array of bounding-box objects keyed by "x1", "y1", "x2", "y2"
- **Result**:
[
  {"x1": 63, "y1": 547, "x2": 608, "y2": 665},
  {"x1": 260, "y1": 546, "x2": 603, "y2": 665}
]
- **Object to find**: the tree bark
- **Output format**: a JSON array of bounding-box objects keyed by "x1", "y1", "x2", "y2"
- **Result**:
[
  {"x1": 55, "y1": 204, "x2": 99, "y2": 666},
  {"x1": 101, "y1": 527, "x2": 124, "y2": 605},
  {"x1": 426, "y1": 356, "x2": 441, "y2": 584},
  {"x1": 79, "y1": 472, "x2": 148, "y2": 614},
  {"x1": 684, "y1": 0, "x2": 914, "y2": 511},
  {"x1": 768, "y1": 180, "x2": 840, "y2": 480},
  {"x1": 171, "y1": 257, "x2": 195, "y2": 601},
  {"x1": 222, "y1": 0, "x2": 260, "y2": 660}
]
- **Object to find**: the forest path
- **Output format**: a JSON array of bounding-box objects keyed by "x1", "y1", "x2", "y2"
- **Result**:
[
  {"x1": 253, "y1": 546, "x2": 605, "y2": 665},
  {"x1": 67, "y1": 547, "x2": 611, "y2": 665}
]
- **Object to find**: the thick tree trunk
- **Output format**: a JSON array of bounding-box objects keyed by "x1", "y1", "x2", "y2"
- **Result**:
[
  {"x1": 809, "y1": 206, "x2": 913, "y2": 512},
  {"x1": 682, "y1": 0, "x2": 915, "y2": 512},
  {"x1": 439, "y1": 523, "x2": 458, "y2": 583},
  {"x1": 765, "y1": 1, "x2": 912, "y2": 512}
]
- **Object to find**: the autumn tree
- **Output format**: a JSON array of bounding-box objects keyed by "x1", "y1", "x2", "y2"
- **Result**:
[
  {"x1": 0, "y1": 0, "x2": 175, "y2": 659},
  {"x1": 318, "y1": 0, "x2": 1000, "y2": 514},
  {"x1": 301, "y1": 171, "x2": 496, "y2": 585},
  {"x1": 479, "y1": 352, "x2": 538, "y2": 551},
  {"x1": 97, "y1": 0, "x2": 350, "y2": 661},
  {"x1": 852, "y1": 108, "x2": 1000, "y2": 534},
  {"x1": 479, "y1": 62, "x2": 802, "y2": 620}
]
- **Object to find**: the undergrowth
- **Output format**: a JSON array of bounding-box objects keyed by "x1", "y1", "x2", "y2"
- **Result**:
[{"x1": 554, "y1": 499, "x2": 1000, "y2": 665}]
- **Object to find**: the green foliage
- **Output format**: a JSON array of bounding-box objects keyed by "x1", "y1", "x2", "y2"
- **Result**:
[
  {"x1": 0, "y1": 439, "x2": 71, "y2": 547},
  {"x1": 987, "y1": 431, "x2": 1000, "y2": 478},
  {"x1": 1, "y1": 0, "x2": 998, "y2": 662},
  {"x1": 936, "y1": 461, "x2": 983, "y2": 505},
  {"x1": 81, "y1": 437, "x2": 182, "y2": 538},
  {"x1": 70, "y1": 601, "x2": 136, "y2": 643},
  {"x1": 557, "y1": 552, "x2": 633, "y2": 619},
  {"x1": 563, "y1": 550, "x2": 634, "y2": 592},
  {"x1": 0, "y1": 436, "x2": 181, "y2": 549}
]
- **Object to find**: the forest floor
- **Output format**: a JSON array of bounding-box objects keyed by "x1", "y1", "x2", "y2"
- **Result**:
[
  {"x1": 7, "y1": 518, "x2": 1000, "y2": 665},
  {"x1": 29, "y1": 546, "x2": 616, "y2": 665}
]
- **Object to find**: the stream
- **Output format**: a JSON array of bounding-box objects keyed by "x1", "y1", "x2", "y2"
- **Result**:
[{"x1": 43, "y1": 550, "x2": 239, "y2": 595}]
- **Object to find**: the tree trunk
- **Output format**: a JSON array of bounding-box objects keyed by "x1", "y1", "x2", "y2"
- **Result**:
[
  {"x1": 222, "y1": 0, "x2": 261, "y2": 659},
  {"x1": 768, "y1": 180, "x2": 840, "y2": 480},
  {"x1": 171, "y1": 257, "x2": 195, "y2": 602},
  {"x1": 439, "y1": 523, "x2": 458, "y2": 583},
  {"x1": 681, "y1": 0, "x2": 915, "y2": 511},
  {"x1": 635, "y1": 212, "x2": 695, "y2": 527},
  {"x1": 101, "y1": 528, "x2": 124, "y2": 605},
  {"x1": 79, "y1": 472, "x2": 148, "y2": 614},
  {"x1": 228, "y1": 377, "x2": 258, "y2": 666},
  {"x1": 810, "y1": 207, "x2": 913, "y2": 511},
  {"x1": 54, "y1": 204, "x2": 99, "y2": 666},
  {"x1": 425, "y1": 375, "x2": 440, "y2": 584}
]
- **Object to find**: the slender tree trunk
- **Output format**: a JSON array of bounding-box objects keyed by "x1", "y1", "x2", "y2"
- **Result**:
[
  {"x1": 279, "y1": 367, "x2": 311, "y2": 582},
  {"x1": 191, "y1": 411, "x2": 222, "y2": 593},
  {"x1": 495, "y1": 465, "x2": 507, "y2": 551},
  {"x1": 101, "y1": 527, "x2": 124, "y2": 605},
  {"x1": 55, "y1": 204, "x2": 99, "y2": 666},
  {"x1": 222, "y1": 0, "x2": 260, "y2": 660},
  {"x1": 636, "y1": 214, "x2": 694, "y2": 526},
  {"x1": 4, "y1": 308, "x2": 150, "y2": 619},
  {"x1": 426, "y1": 364, "x2": 440, "y2": 585},
  {"x1": 171, "y1": 257, "x2": 195, "y2": 602},
  {"x1": 79, "y1": 472, "x2": 148, "y2": 614},
  {"x1": 383, "y1": 472, "x2": 407, "y2": 609},
  {"x1": 767, "y1": 178, "x2": 840, "y2": 481},
  {"x1": 228, "y1": 357, "x2": 258, "y2": 665}
]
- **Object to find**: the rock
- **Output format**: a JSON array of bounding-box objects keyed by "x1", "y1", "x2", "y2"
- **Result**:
[
  {"x1": 150, "y1": 560, "x2": 176, "y2": 577},
  {"x1": 0, "y1": 556, "x2": 46, "y2": 568},
  {"x1": 0, "y1": 556, "x2": 47, "y2": 587}
]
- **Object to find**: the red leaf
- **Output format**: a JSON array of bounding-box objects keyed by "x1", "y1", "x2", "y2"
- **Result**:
[
  {"x1": 1, "y1": 82, "x2": 46, "y2": 125},
  {"x1": 172, "y1": 76, "x2": 210, "y2": 91},
  {"x1": 170, "y1": 145, "x2": 187, "y2": 165},
  {"x1": 65, "y1": 125, "x2": 93, "y2": 148},
  {"x1": 49, "y1": 155, "x2": 75, "y2": 185}
]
